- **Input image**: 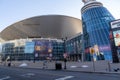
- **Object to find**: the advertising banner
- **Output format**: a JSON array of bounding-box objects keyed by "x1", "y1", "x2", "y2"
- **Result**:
[
  {"x1": 113, "y1": 30, "x2": 120, "y2": 46},
  {"x1": 33, "y1": 40, "x2": 53, "y2": 56},
  {"x1": 114, "y1": 38, "x2": 120, "y2": 46},
  {"x1": 24, "y1": 42, "x2": 35, "y2": 53}
]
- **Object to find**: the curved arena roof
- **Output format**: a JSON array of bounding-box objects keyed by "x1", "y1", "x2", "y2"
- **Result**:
[{"x1": 0, "y1": 15, "x2": 82, "y2": 41}]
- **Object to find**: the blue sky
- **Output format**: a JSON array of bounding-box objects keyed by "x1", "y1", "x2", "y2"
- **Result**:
[{"x1": 0, "y1": 0, "x2": 120, "y2": 32}]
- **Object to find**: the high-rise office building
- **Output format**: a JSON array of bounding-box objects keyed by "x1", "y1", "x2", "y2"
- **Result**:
[{"x1": 81, "y1": 0, "x2": 115, "y2": 61}]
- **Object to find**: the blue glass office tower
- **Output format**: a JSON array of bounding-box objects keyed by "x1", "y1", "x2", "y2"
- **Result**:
[{"x1": 81, "y1": 0, "x2": 115, "y2": 61}]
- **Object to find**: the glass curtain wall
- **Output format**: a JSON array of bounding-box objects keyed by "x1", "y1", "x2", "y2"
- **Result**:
[
  {"x1": 66, "y1": 34, "x2": 83, "y2": 61},
  {"x1": 82, "y1": 2, "x2": 115, "y2": 61}
]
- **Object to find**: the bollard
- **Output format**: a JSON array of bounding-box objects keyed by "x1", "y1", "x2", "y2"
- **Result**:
[
  {"x1": 55, "y1": 62, "x2": 62, "y2": 70},
  {"x1": 8, "y1": 63, "x2": 11, "y2": 67},
  {"x1": 114, "y1": 68, "x2": 120, "y2": 72},
  {"x1": 114, "y1": 69, "x2": 118, "y2": 72}
]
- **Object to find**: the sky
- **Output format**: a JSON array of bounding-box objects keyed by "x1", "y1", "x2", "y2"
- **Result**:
[{"x1": 0, "y1": 0, "x2": 120, "y2": 32}]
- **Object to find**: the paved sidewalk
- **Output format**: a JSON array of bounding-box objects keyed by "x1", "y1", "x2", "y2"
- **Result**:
[{"x1": 1, "y1": 60, "x2": 120, "y2": 74}]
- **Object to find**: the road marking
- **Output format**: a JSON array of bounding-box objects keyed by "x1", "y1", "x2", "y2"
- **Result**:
[
  {"x1": 55, "y1": 76, "x2": 74, "y2": 80},
  {"x1": 102, "y1": 74, "x2": 120, "y2": 78},
  {"x1": 0, "y1": 76, "x2": 10, "y2": 80},
  {"x1": 21, "y1": 73, "x2": 35, "y2": 77},
  {"x1": 26, "y1": 73, "x2": 35, "y2": 76}
]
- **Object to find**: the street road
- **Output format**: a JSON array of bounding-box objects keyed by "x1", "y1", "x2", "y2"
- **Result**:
[{"x1": 0, "y1": 66, "x2": 120, "y2": 80}]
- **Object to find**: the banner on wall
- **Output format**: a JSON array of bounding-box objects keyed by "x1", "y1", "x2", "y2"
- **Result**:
[
  {"x1": 113, "y1": 30, "x2": 120, "y2": 46},
  {"x1": 33, "y1": 40, "x2": 53, "y2": 55},
  {"x1": 24, "y1": 42, "x2": 35, "y2": 53}
]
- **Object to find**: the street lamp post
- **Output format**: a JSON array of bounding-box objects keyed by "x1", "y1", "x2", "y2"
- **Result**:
[
  {"x1": 64, "y1": 58, "x2": 67, "y2": 69},
  {"x1": 63, "y1": 37, "x2": 67, "y2": 69}
]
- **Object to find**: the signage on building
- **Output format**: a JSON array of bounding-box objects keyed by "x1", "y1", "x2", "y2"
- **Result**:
[
  {"x1": 113, "y1": 30, "x2": 120, "y2": 46},
  {"x1": 111, "y1": 19, "x2": 120, "y2": 29},
  {"x1": 110, "y1": 20, "x2": 120, "y2": 47}
]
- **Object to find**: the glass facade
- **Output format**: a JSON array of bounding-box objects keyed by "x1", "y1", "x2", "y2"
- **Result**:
[
  {"x1": 66, "y1": 33, "x2": 83, "y2": 61},
  {"x1": 1, "y1": 34, "x2": 84, "y2": 61},
  {"x1": 82, "y1": 1, "x2": 115, "y2": 61},
  {"x1": 52, "y1": 41, "x2": 64, "y2": 60},
  {"x1": 1, "y1": 38, "x2": 65, "y2": 61}
]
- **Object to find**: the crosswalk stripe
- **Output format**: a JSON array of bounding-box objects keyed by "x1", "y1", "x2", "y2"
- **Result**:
[
  {"x1": 0, "y1": 76, "x2": 10, "y2": 80},
  {"x1": 55, "y1": 76, "x2": 74, "y2": 80}
]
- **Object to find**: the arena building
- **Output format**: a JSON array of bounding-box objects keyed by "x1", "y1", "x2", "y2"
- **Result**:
[{"x1": 0, "y1": 15, "x2": 83, "y2": 61}]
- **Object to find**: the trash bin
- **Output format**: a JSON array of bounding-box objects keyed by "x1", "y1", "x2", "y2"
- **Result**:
[
  {"x1": 55, "y1": 63, "x2": 62, "y2": 70},
  {"x1": 8, "y1": 63, "x2": 11, "y2": 67}
]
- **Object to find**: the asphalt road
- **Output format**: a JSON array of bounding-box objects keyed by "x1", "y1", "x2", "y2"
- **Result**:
[{"x1": 0, "y1": 66, "x2": 120, "y2": 80}]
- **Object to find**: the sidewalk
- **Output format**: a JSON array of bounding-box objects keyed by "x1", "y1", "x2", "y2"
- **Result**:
[{"x1": 1, "y1": 60, "x2": 120, "y2": 74}]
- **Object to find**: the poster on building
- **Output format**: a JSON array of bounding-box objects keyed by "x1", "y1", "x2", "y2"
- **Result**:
[
  {"x1": 114, "y1": 38, "x2": 120, "y2": 46},
  {"x1": 24, "y1": 42, "x2": 35, "y2": 53},
  {"x1": 33, "y1": 40, "x2": 53, "y2": 56},
  {"x1": 113, "y1": 30, "x2": 120, "y2": 38},
  {"x1": 113, "y1": 30, "x2": 120, "y2": 46}
]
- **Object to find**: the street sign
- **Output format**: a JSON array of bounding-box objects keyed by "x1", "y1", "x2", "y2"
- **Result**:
[
  {"x1": 89, "y1": 47, "x2": 95, "y2": 54},
  {"x1": 63, "y1": 53, "x2": 68, "y2": 58}
]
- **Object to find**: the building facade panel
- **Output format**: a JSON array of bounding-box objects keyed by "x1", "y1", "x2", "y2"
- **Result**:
[{"x1": 1, "y1": 38, "x2": 65, "y2": 61}]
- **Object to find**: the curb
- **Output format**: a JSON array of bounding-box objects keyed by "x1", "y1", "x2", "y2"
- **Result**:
[
  {"x1": 2, "y1": 65, "x2": 120, "y2": 75},
  {"x1": 63, "y1": 69, "x2": 120, "y2": 74}
]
